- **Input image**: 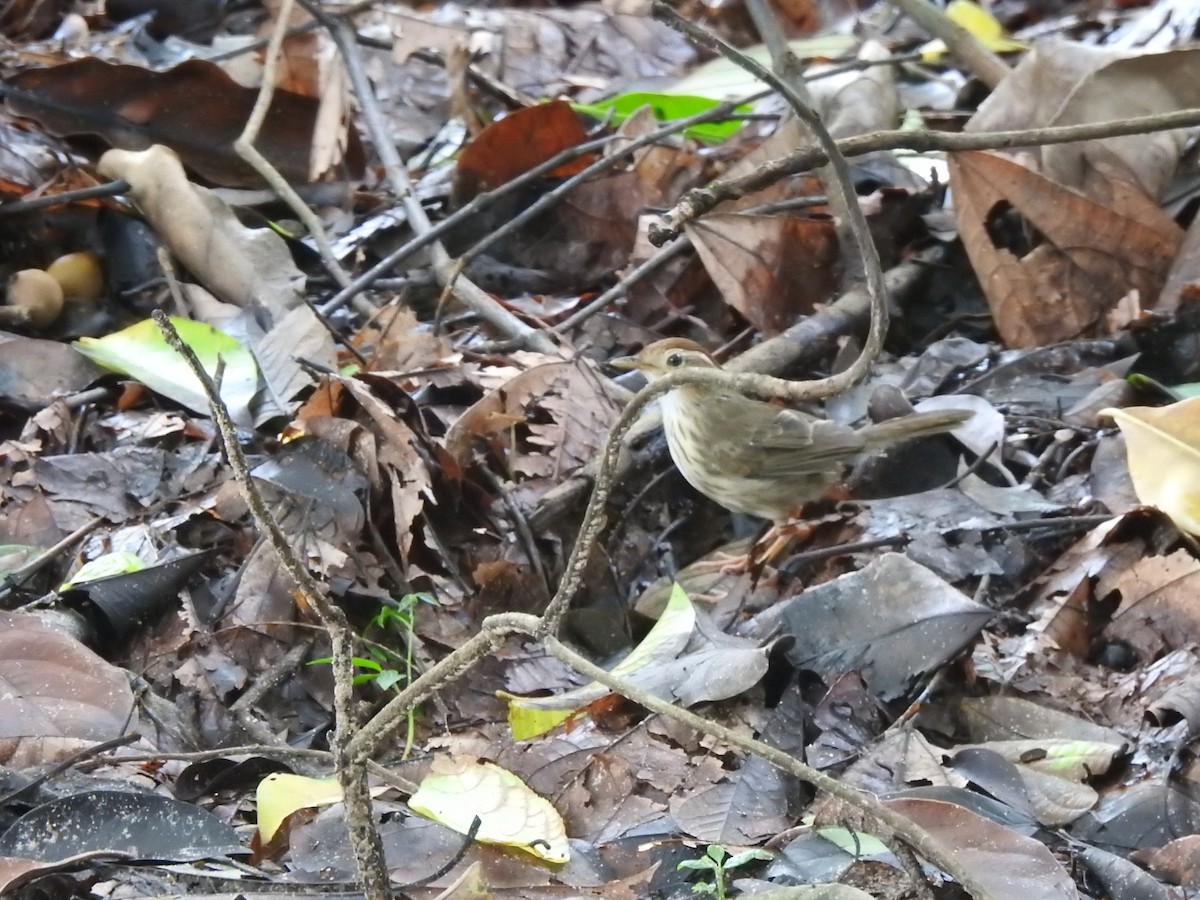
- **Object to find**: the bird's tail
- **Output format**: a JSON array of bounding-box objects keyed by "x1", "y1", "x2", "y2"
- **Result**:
[{"x1": 860, "y1": 409, "x2": 972, "y2": 448}]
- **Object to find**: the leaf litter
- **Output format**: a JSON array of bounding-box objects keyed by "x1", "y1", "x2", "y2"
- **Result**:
[{"x1": 2, "y1": 0, "x2": 1200, "y2": 897}]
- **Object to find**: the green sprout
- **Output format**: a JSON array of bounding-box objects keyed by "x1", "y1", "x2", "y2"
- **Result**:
[
  {"x1": 678, "y1": 844, "x2": 773, "y2": 898},
  {"x1": 311, "y1": 592, "x2": 438, "y2": 757}
]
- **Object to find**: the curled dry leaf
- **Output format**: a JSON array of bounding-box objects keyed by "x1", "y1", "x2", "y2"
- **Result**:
[
  {"x1": 97, "y1": 145, "x2": 305, "y2": 319},
  {"x1": 444, "y1": 359, "x2": 625, "y2": 479},
  {"x1": 1101, "y1": 397, "x2": 1200, "y2": 535}
]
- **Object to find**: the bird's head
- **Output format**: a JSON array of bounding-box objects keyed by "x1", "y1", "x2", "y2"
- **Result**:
[{"x1": 610, "y1": 338, "x2": 719, "y2": 380}]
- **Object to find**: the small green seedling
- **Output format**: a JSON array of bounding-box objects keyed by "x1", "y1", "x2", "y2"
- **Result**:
[
  {"x1": 311, "y1": 592, "x2": 438, "y2": 756},
  {"x1": 678, "y1": 844, "x2": 773, "y2": 898}
]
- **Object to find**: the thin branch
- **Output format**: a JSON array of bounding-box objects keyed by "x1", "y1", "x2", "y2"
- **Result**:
[
  {"x1": 650, "y1": 0, "x2": 887, "y2": 400},
  {"x1": 650, "y1": 107, "x2": 1200, "y2": 243},
  {"x1": 308, "y1": 2, "x2": 557, "y2": 355},
  {"x1": 0, "y1": 179, "x2": 129, "y2": 217},
  {"x1": 231, "y1": 0, "x2": 352, "y2": 290},
  {"x1": 889, "y1": 0, "x2": 1011, "y2": 88},
  {"x1": 539, "y1": 635, "x2": 997, "y2": 900},
  {"x1": 149, "y1": 311, "x2": 375, "y2": 896}
]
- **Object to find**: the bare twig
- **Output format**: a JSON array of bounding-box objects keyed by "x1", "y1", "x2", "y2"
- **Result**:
[
  {"x1": 552, "y1": 235, "x2": 692, "y2": 334},
  {"x1": 149, "y1": 311, "x2": 378, "y2": 897},
  {"x1": 0, "y1": 179, "x2": 130, "y2": 217},
  {"x1": 308, "y1": 2, "x2": 558, "y2": 355},
  {"x1": 232, "y1": 0, "x2": 352, "y2": 290},
  {"x1": 0, "y1": 514, "x2": 105, "y2": 598},
  {"x1": 319, "y1": 89, "x2": 766, "y2": 318},
  {"x1": 229, "y1": 639, "x2": 315, "y2": 746},
  {"x1": 0, "y1": 734, "x2": 140, "y2": 806},
  {"x1": 650, "y1": 107, "x2": 1200, "y2": 243}
]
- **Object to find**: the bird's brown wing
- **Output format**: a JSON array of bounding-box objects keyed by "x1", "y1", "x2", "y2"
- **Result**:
[{"x1": 727, "y1": 399, "x2": 866, "y2": 478}]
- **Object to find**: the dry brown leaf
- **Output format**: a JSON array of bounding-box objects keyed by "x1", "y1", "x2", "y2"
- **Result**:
[
  {"x1": 1101, "y1": 549, "x2": 1200, "y2": 659},
  {"x1": 452, "y1": 101, "x2": 594, "y2": 205},
  {"x1": 1133, "y1": 834, "x2": 1200, "y2": 887},
  {"x1": 686, "y1": 213, "x2": 839, "y2": 336},
  {"x1": 444, "y1": 360, "x2": 623, "y2": 479},
  {"x1": 334, "y1": 376, "x2": 432, "y2": 559},
  {"x1": 948, "y1": 150, "x2": 1181, "y2": 347},
  {"x1": 6, "y1": 58, "x2": 364, "y2": 186}
]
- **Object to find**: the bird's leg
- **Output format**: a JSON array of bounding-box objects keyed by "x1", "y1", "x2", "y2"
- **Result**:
[{"x1": 748, "y1": 520, "x2": 819, "y2": 570}]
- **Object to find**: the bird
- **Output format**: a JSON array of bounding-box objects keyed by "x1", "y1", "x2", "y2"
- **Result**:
[{"x1": 611, "y1": 338, "x2": 972, "y2": 561}]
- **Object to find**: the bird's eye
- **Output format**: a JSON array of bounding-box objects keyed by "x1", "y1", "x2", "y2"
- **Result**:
[{"x1": 666, "y1": 353, "x2": 683, "y2": 368}]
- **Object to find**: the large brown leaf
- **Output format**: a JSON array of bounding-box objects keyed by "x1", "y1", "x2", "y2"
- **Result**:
[
  {"x1": 948, "y1": 150, "x2": 1181, "y2": 347},
  {"x1": 4, "y1": 58, "x2": 364, "y2": 186},
  {"x1": 0, "y1": 612, "x2": 136, "y2": 740}
]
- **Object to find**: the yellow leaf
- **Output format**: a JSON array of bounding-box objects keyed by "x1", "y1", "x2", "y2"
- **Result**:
[
  {"x1": 920, "y1": 0, "x2": 1026, "y2": 62},
  {"x1": 409, "y1": 757, "x2": 569, "y2": 864},
  {"x1": 498, "y1": 583, "x2": 696, "y2": 739},
  {"x1": 1101, "y1": 397, "x2": 1200, "y2": 536},
  {"x1": 256, "y1": 774, "x2": 343, "y2": 842}
]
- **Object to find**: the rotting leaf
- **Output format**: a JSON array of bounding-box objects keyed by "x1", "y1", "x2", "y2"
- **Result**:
[
  {"x1": 1101, "y1": 397, "x2": 1200, "y2": 536},
  {"x1": 919, "y1": 0, "x2": 1026, "y2": 62},
  {"x1": 3, "y1": 58, "x2": 364, "y2": 187},
  {"x1": 444, "y1": 358, "x2": 624, "y2": 479},
  {"x1": 0, "y1": 790, "x2": 244, "y2": 863}
]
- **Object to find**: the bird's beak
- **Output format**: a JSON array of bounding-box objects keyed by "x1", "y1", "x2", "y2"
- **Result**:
[{"x1": 609, "y1": 355, "x2": 642, "y2": 372}]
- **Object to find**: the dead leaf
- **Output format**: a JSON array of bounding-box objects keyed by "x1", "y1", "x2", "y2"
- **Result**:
[
  {"x1": 886, "y1": 797, "x2": 1079, "y2": 898},
  {"x1": 444, "y1": 359, "x2": 623, "y2": 479},
  {"x1": 686, "y1": 213, "x2": 839, "y2": 335},
  {"x1": 453, "y1": 101, "x2": 595, "y2": 205},
  {"x1": 0, "y1": 612, "x2": 137, "y2": 740},
  {"x1": 1134, "y1": 834, "x2": 1200, "y2": 887},
  {"x1": 948, "y1": 150, "x2": 1181, "y2": 347},
  {"x1": 1101, "y1": 550, "x2": 1200, "y2": 659},
  {"x1": 5, "y1": 58, "x2": 364, "y2": 187}
]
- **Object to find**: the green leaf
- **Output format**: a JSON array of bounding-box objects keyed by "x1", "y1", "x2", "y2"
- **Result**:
[
  {"x1": 573, "y1": 93, "x2": 751, "y2": 143},
  {"x1": 724, "y1": 848, "x2": 773, "y2": 869},
  {"x1": 74, "y1": 316, "x2": 258, "y2": 426},
  {"x1": 60, "y1": 552, "x2": 147, "y2": 590},
  {"x1": 374, "y1": 669, "x2": 403, "y2": 691}
]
